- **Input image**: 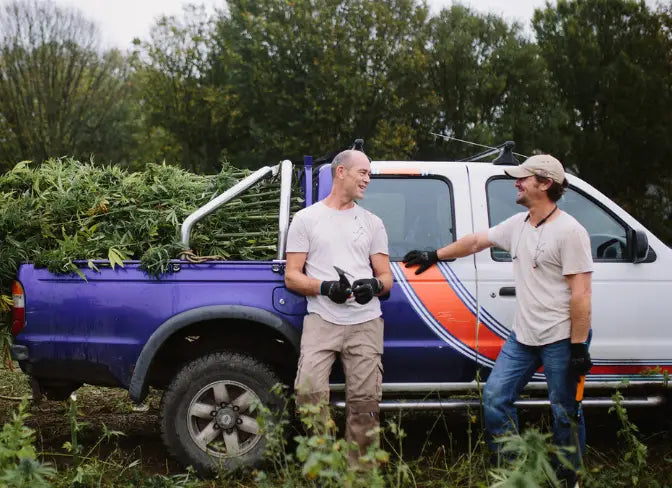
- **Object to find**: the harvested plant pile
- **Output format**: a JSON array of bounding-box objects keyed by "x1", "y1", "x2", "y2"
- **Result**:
[{"x1": 0, "y1": 158, "x2": 303, "y2": 308}]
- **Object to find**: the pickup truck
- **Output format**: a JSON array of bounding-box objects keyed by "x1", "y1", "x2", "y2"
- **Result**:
[{"x1": 9, "y1": 147, "x2": 672, "y2": 474}]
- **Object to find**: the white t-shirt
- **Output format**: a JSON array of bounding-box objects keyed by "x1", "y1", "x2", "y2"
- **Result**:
[
  {"x1": 488, "y1": 211, "x2": 593, "y2": 346},
  {"x1": 286, "y1": 201, "x2": 389, "y2": 325}
]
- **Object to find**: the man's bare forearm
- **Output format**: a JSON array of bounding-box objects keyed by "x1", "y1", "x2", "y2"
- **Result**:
[
  {"x1": 569, "y1": 293, "x2": 591, "y2": 343},
  {"x1": 375, "y1": 271, "x2": 393, "y2": 295},
  {"x1": 285, "y1": 269, "x2": 321, "y2": 297},
  {"x1": 436, "y1": 232, "x2": 492, "y2": 260}
]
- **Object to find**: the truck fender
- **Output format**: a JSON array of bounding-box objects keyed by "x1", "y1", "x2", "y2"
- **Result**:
[{"x1": 128, "y1": 305, "x2": 300, "y2": 402}]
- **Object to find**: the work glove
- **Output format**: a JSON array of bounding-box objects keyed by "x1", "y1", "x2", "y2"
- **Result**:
[
  {"x1": 402, "y1": 250, "x2": 438, "y2": 275},
  {"x1": 569, "y1": 343, "x2": 593, "y2": 378},
  {"x1": 352, "y1": 278, "x2": 383, "y2": 305},
  {"x1": 320, "y1": 280, "x2": 351, "y2": 304}
]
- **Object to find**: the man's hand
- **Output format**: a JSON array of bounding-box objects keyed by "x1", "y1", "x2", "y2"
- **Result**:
[
  {"x1": 352, "y1": 278, "x2": 383, "y2": 305},
  {"x1": 569, "y1": 343, "x2": 592, "y2": 378},
  {"x1": 320, "y1": 280, "x2": 350, "y2": 304},
  {"x1": 402, "y1": 250, "x2": 438, "y2": 275}
]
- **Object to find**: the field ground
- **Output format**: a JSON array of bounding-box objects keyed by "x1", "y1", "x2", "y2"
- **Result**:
[{"x1": 1, "y1": 364, "x2": 671, "y2": 486}]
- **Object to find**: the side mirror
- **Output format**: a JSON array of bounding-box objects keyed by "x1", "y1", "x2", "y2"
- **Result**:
[{"x1": 632, "y1": 229, "x2": 649, "y2": 263}]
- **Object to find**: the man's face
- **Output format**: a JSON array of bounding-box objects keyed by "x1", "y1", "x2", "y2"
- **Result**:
[
  {"x1": 339, "y1": 154, "x2": 371, "y2": 201},
  {"x1": 514, "y1": 175, "x2": 550, "y2": 206}
]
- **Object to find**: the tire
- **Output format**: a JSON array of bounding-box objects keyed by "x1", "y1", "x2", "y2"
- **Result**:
[{"x1": 160, "y1": 352, "x2": 282, "y2": 476}]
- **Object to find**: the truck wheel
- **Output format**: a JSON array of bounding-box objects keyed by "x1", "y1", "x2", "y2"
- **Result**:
[{"x1": 160, "y1": 352, "x2": 282, "y2": 475}]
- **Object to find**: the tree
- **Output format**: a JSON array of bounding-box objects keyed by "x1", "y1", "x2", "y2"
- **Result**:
[
  {"x1": 0, "y1": 0, "x2": 135, "y2": 170},
  {"x1": 131, "y1": 5, "x2": 241, "y2": 172},
  {"x1": 534, "y1": 0, "x2": 672, "y2": 240},
  {"x1": 421, "y1": 5, "x2": 569, "y2": 161},
  {"x1": 216, "y1": 0, "x2": 433, "y2": 165}
]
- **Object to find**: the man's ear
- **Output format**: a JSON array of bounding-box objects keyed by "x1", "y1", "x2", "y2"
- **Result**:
[
  {"x1": 540, "y1": 178, "x2": 553, "y2": 191},
  {"x1": 335, "y1": 164, "x2": 345, "y2": 179}
]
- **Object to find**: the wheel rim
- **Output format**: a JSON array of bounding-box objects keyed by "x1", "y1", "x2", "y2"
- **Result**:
[{"x1": 186, "y1": 380, "x2": 263, "y2": 458}]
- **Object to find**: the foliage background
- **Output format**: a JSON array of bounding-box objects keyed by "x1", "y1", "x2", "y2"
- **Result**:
[{"x1": 0, "y1": 0, "x2": 670, "y2": 242}]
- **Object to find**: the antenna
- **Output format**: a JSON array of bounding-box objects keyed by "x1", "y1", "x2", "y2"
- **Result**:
[{"x1": 431, "y1": 132, "x2": 526, "y2": 164}]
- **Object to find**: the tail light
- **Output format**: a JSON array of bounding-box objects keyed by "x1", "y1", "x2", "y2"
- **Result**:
[{"x1": 11, "y1": 281, "x2": 25, "y2": 336}]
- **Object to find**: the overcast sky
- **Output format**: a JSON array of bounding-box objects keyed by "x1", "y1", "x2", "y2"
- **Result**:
[{"x1": 44, "y1": 0, "x2": 552, "y2": 50}]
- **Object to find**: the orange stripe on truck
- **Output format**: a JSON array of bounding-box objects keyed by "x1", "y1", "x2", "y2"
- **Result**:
[{"x1": 400, "y1": 264, "x2": 504, "y2": 361}]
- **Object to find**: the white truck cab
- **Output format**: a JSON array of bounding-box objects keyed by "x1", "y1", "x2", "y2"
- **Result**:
[{"x1": 357, "y1": 158, "x2": 672, "y2": 389}]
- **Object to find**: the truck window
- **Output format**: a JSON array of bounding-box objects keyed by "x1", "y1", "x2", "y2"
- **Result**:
[
  {"x1": 487, "y1": 177, "x2": 630, "y2": 262},
  {"x1": 359, "y1": 177, "x2": 455, "y2": 261}
]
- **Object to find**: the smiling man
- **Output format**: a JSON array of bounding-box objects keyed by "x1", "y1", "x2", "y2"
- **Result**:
[
  {"x1": 285, "y1": 149, "x2": 393, "y2": 468},
  {"x1": 403, "y1": 154, "x2": 593, "y2": 487}
]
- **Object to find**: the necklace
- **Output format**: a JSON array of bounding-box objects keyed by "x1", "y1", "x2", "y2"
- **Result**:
[
  {"x1": 512, "y1": 205, "x2": 559, "y2": 267},
  {"x1": 527, "y1": 205, "x2": 558, "y2": 228}
]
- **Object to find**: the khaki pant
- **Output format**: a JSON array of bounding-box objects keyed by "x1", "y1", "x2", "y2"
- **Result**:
[{"x1": 294, "y1": 313, "x2": 384, "y2": 464}]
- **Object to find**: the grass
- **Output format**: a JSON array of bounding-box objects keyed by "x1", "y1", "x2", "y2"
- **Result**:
[{"x1": 0, "y1": 365, "x2": 671, "y2": 487}]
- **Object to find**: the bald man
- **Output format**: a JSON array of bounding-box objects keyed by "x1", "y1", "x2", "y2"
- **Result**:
[{"x1": 285, "y1": 149, "x2": 393, "y2": 467}]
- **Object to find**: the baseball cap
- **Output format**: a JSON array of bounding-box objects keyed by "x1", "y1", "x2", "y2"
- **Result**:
[{"x1": 504, "y1": 154, "x2": 566, "y2": 184}]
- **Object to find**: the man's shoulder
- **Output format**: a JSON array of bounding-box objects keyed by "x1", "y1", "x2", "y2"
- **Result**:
[
  {"x1": 555, "y1": 212, "x2": 591, "y2": 247},
  {"x1": 293, "y1": 202, "x2": 325, "y2": 220},
  {"x1": 354, "y1": 204, "x2": 384, "y2": 224},
  {"x1": 557, "y1": 211, "x2": 587, "y2": 232},
  {"x1": 491, "y1": 211, "x2": 527, "y2": 230}
]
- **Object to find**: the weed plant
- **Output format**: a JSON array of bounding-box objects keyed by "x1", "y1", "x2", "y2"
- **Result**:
[
  {"x1": 0, "y1": 399, "x2": 55, "y2": 487},
  {"x1": 0, "y1": 158, "x2": 303, "y2": 334}
]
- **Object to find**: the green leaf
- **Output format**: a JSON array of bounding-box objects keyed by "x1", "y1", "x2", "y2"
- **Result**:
[{"x1": 108, "y1": 247, "x2": 128, "y2": 270}]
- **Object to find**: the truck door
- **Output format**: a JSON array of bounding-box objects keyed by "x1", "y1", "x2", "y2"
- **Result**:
[
  {"x1": 358, "y1": 162, "x2": 482, "y2": 383},
  {"x1": 470, "y1": 164, "x2": 672, "y2": 381}
]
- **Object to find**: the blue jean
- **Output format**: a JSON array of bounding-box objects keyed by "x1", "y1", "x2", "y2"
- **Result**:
[{"x1": 483, "y1": 332, "x2": 586, "y2": 472}]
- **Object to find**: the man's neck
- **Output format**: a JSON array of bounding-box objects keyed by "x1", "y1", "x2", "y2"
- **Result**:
[
  {"x1": 527, "y1": 201, "x2": 559, "y2": 227},
  {"x1": 323, "y1": 193, "x2": 356, "y2": 210}
]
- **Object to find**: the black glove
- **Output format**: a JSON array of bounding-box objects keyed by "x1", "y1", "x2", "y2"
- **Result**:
[
  {"x1": 352, "y1": 278, "x2": 383, "y2": 305},
  {"x1": 569, "y1": 343, "x2": 593, "y2": 378},
  {"x1": 320, "y1": 280, "x2": 350, "y2": 304},
  {"x1": 402, "y1": 250, "x2": 438, "y2": 275}
]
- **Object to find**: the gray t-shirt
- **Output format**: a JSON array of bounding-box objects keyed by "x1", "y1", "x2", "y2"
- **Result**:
[
  {"x1": 488, "y1": 211, "x2": 593, "y2": 346},
  {"x1": 286, "y1": 201, "x2": 389, "y2": 325}
]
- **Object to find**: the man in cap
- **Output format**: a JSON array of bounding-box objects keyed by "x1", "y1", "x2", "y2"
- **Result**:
[{"x1": 403, "y1": 154, "x2": 593, "y2": 486}]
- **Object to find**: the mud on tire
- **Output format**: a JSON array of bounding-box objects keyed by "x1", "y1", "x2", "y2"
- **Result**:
[{"x1": 160, "y1": 352, "x2": 282, "y2": 475}]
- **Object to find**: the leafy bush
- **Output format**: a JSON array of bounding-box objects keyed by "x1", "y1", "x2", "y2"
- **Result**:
[{"x1": 0, "y1": 400, "x2": 55, "y2": 487}]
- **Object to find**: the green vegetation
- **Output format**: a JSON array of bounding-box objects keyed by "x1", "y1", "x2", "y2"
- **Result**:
[
  {"x1": 0, "y1": 156, "x2": 301, "y2": 294},
  {"x1": 0, "y1": 0, "x2": 670, "y2": 240},
  {"x1": 0, "y1": 158, "x2": 301, "y2": 355},
  {"x1": 0, "y1": 367, "x2": 670, "y2": 487}
]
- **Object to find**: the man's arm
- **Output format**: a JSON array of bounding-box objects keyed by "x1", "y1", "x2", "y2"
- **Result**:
[
  {"x1": 436, "y1": 231, "x2": 494, "y2": 260},
  {"x1": 285, "y1": 252, "x2": 321, "y2": 296},
  {"x1": 566, "y1": 272, "x2": 592, "y2": 343},
  {"x1": 403, "y1": 231, "x2": 494, "y2": 274},
  {"x1": 370, "y1": 253, "x2": 393, "y2": 295}
]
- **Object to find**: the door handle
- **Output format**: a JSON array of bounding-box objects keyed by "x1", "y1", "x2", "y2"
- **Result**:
[{"x1": 499, "y1": 287, "x2": 516, "y2": 296}]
